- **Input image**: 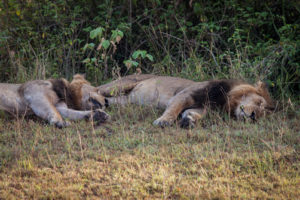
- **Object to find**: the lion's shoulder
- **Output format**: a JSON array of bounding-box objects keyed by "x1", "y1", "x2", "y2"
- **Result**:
[{"x1": 189, "y1": 79, "x2": 242, "y2": 108}]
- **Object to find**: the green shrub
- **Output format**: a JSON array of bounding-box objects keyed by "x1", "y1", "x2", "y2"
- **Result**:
[{"x1": 0, "y1": 0, "x2": 299, "y2": 101}]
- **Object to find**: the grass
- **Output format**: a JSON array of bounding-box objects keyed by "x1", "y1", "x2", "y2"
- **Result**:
[{"x1": 0, "y1": 104, "x2": 299, "y2": 199}]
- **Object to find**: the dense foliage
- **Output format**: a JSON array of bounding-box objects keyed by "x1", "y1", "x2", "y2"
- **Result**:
[{"x1": 0, "y1": 0, "x2": 299, "y2": 100}]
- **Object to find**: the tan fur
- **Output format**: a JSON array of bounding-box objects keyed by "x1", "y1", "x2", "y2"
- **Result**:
[
  {"x1": 255, "y1": 81, "x2": 274, "y2": 107},
  {"x1": 69, "y1": 74, "x2": 89, "y2": 109},
  {"x1": 227, "y1": 84, "x2": 260, "y2": 112},
  {"x1": 0, "y1": 74, "x2": 109, "y2": 128},
  {"x1": 69, "y1": 74, "x2": 107, "y2": 110},
  {"x1": 98, "y1": 75, "x2": 274, "y2": 128}
]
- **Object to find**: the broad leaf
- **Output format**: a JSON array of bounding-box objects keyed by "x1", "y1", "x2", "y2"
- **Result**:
[
  {"x1": 146, "y1": 54, "x2": 154, "y2": 61},
  {"x1": 90, "y1": 27, "x2": 104, "y2": 39},
  {"x1": 83, "y1": 43, "x2": 95, "y2": 51},
  {"x1": 101, "y1": 40, "x2": 110, "y2": 49},
  {"x1": 124, "y1": 60, "x2": 139, "y2": 68},
  {"x1": 132, "y1": 50, "x2": 147, "y2": 59}
]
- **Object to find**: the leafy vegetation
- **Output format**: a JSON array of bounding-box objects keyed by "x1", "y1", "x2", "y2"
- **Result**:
[
  {"x1": 82, "y1": 26, "x2": 125, "y2": 82},
  {"x1": 0, "y1": 0, "x2": 299, "y2": 100}
]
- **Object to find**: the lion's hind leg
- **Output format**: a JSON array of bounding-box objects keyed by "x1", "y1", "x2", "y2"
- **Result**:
[
  {"x1": 26, "y1": 97, "x2": 68, "y2": 128},
  {"x1": 22, "y1": 83, "x2": 67, "y2": 128},
  {"x1": 98, "y1": 74, "x2": 155, "y2": 97}
]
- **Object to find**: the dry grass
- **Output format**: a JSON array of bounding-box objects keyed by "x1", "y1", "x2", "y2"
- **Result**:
[{"x1": 0, "y1": 105, "x2": 299, "y2": 199}]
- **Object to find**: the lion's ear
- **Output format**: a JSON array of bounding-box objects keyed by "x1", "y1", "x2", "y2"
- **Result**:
[
  {"x1": 61, "y1": 78, "x2": 69, "y2": 86},
  {"x1": 255, "y1": 80, "x2": 270, "y2": 95},
  {"x1": 255, "y1": 80, "x2": 274, "y2": 108},
  {"x1": 73, "y1": 73, "x2": 86, "y2": 80},
  {"x1": 255, "y1": 80, "x2": 266, "y2": 90}
]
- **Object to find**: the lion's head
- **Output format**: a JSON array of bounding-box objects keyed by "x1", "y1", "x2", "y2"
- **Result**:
[
  {"x1": 228, "y1": 81, "x2": 274, "y2": 121},
  {"x1": 70, "y1": 74, "x2": 108, "y2": 110}
]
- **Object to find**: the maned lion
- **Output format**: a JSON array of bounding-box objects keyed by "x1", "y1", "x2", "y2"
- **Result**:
[
  {"x1": 0, "y1": 74, "x2": 109, "y2": 128},
  {"x1": 98, "y1": 74, "x2": 274, "y2": 128}
]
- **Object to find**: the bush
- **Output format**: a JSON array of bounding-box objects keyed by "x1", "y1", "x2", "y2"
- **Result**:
[{"x1": 0, "y1": 0, "x2": 299, "y2": 101}]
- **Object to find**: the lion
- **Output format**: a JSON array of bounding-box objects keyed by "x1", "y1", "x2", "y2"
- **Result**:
[
  {"x1": 0, "y1": 74, "x2": 109, "y2": 128},
  {"x1": 97, "y1": 74, "x2": 274, "y2": 128}
]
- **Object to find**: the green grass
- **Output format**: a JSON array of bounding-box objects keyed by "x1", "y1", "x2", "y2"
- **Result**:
[{"x1": 0, "y1": 105, "x2": 299, "y2": 199}]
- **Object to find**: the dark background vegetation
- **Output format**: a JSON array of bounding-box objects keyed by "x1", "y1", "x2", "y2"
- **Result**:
[{"x1": 0, "y1": 0, "x2": 299, "y2": 101}]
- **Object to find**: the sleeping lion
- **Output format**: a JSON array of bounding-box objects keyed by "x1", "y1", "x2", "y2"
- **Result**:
[
  {"x1": 98, "y1": 74, "x2": 274, "y2": 128},
  {"x1": 0, "y1": 74, "x2": 109, "y2": 128}
]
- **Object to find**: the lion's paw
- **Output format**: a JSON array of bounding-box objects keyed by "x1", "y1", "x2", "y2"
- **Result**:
[
  {"x1": 179, "y1": 117, "x2": 195, "y2": 129},
  {"x1": 91, "y1": 109, "x2": 110, "y2": 123},
  {"x1": 54, "y1": 120, "x2": 70, "y2": 129},
  {"x1": 153, "y1": 118, "x2": 173, "y2": 127}
]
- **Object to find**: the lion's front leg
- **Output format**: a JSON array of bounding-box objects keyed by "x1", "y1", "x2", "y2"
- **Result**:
[
  {"x1": 153, "y1": 94, "x2": 194, "y2": 127},
  {"x1": 56, "y1": 102, "x2": 110, "y2": 123}
]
